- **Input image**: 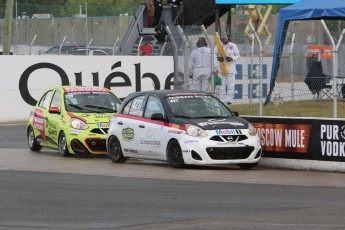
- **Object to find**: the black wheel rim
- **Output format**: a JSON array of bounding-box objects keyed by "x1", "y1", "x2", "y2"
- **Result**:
[
  {"x1": 59, "y1": 134, "x2": 67, "y2": 153},
  {"x1": 28, "y1": 128, "x2": 34, "y2": 148},
  {"x1": 110, "y1": 138, "x2": 120, "y2": 159},
  {"x1": 170, "y1": 143, "x2": 182, "y2": 163}
]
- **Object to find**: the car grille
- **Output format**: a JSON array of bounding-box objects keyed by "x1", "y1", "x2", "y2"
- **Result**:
[
  {"x1": 85, "y1": 138, "x2": 107, "y2": 152},
  {"x1": 206, "y1": 146, "x2": 254, "y2": 160},
  {"x1": 210, "y1": 135, "x2": 248, "y2": 142},
  {"x1": 90, "y1": 128, "x2": 109, "y2": 134}
]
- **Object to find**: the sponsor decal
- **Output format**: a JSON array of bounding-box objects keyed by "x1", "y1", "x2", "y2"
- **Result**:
[
  {"x1": 167, "y1": 95, "x2": 211, "y2": 103},
  {"x1": 215, "y1": 129, "x2": 241, "y2": 135},
  {"x1": 167, "y1": 130, "x2": 183, "y2": 134},
  {"x1": 139, "y1": 139, "x2": 161, "y2": 147},
  {"x1": 97, "y1": 123, "x2": 110, "y2": 128},
  {"x1": 184, "y1": 140, "x2": 198, "y2": 144},
  {"x1": 320, "y1": 124, "x2": 345, "y2": 157},
  {"x1": 70, "y1": 129, "x2": 82, "y2": 135},
  {"x1": 95, "y1": 114, "x2": 112, "y2": 119},
  {"x1": 146, "y1": 129, "x2": 154, "y2": 138},
  {"x1": 124, "y1": 148, "x2": 138, "y2": 154},
  {"x1": 216, "y1": 142, "x2": 244, "y2": 146},
  {"x1": 254, "y1": 123, "x2": 311, "y2": 153},
  {"x1": 33, "y1": 117, "x2": 44, "y2": 130},
  {"x1": 199, "y1": 119, "x2": 245, "y2": 127},
  {"x1": 33, "y1": 109, "x2": 46, "y2": 141},
  {"x1": 122, "y1": 128, "x2": 134, "y2": 141},
  {"x1": 64, "y1": 87, "x2": 109, "y2": 93},
  {"x1": 182, "y1": 150, "x2": 191, "y2": 153}
]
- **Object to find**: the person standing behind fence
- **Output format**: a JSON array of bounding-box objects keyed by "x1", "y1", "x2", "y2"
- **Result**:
[
  {"x1": 214, "y1": 32, "x2": 240, "y2": 105},
  {"x1": 168, "y1": 0, "x2": 182, "y2": 24},
  {"x1": 153, "y1": 0, "x2": 163, "y2": 27},
  {"x1": 146, "y1": 0, "x2": 155, "y2": 27},
  {"x1": 188, "y1": 37, "x2": 212, "y2": 92}
]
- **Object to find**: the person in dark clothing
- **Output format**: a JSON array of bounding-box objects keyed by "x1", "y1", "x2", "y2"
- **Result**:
[
  {"x1": 153, "y1": 0, "x2": 163, "y2": 27},
  {"x1": 167, "y1": 0, "x2": 182, "y2": 23},
  {"x1": 154, "y1": 20, "x2": 167, "y2": 43}
]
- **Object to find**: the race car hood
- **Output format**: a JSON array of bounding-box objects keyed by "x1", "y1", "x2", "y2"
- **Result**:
[
  {"x1": 176, "y1": 117, "x2": 249, "y2": 130},
  {"x1": 68, "y1": 112, "x2": 113, "y2": 124}
]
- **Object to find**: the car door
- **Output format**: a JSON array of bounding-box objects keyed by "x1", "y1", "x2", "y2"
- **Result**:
[
  {"x1": 46, "y1": 89, "x2": 62, "y2": 148},
  {"x1": 33, "y1": 90, "x2": 54, "y2": 147},
  {"x1": 117, "y1": 95, "x2": 145, "y2": 157},
  {"x1": 138, "y1": 95, "x2": 166, "y2": 159}
]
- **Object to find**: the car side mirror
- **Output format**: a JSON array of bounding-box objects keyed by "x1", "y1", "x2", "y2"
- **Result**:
[
  {"x1": 232, "y1": 111, "x2": 239, "y2": 117},
  {"x1": 151, "y1": 113, "x2": 165, "y2": 121},
  {"x1": 49, "y1": 106, "x2": 60, "y2": 114}
]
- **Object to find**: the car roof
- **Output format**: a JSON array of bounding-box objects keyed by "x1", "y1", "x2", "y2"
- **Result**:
[
  {"x1": 127, "y1": 90, "x2": 211, "y2": 98},
  {"x1": 45, "y1": 85, "x2": 111, "y2": 93}
]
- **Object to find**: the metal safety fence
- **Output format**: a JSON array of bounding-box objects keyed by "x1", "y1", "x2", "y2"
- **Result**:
[
  {"x1": 164, "y1": 17, "x2": 345, "y2": 118},
  {"x1": 271, "y1": 19, "x2": 345, "y2": 118},
  {"x1": 165, "y1": 23, "x2": 274, "y2": 117},
  {"x1": 0, "y1": 2, "x2": 138, "y2": 54},
  {"x1": 1, "y1": 4, "x2": 345, "y2": 119}
]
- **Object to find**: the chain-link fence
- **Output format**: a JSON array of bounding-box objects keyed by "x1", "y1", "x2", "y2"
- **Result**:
[
  {"x1": 271, "y1": 19, "x2": 345, "y2": 118},
  {"x1": 165, "y1": 21, "x2": 275, "y2": 116},
  {"x1": 163, "y1": 15, "x2": 345, "y2": 118},
  {"x1": 1, "y1": 3, "x2": 345, "y2": 118},
  {"x1": 0, "y1": 2, "x2": 137, "y2": 54}
]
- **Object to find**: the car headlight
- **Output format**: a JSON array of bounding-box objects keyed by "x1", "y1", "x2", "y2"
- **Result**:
[
  {"x1": 70, "y1": 118, "x2": 88, "y2": 130},
  {"x1": 248, "y1": 123, "x2": 256, "y2": 136},
  {"x1": 185, "y1": 124, "x2": 208, "y2": 137}
]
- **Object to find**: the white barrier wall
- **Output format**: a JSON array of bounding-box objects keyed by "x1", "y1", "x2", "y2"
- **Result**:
[{"x1": 0, "y1": 56, "x2": 174, "y2": 123}]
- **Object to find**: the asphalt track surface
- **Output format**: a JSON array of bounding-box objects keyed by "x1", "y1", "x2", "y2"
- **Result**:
[{"x1": 1, "y1": 124, "x2": 345, "y2": 230}]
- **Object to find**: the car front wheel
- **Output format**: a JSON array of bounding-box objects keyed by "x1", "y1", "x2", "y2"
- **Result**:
[
  {"x1": 58, "y1": 132, "x2": 70, "y2": 157},
  {"x1": 167, "y1": 139, "x2": 184, "y2": 168},
  {"x1": 27, "y1": 126, "x2": 42, "y2": 151},
  {"x1": 108, "y1": 136, "x2": 127, "y2": 163}
]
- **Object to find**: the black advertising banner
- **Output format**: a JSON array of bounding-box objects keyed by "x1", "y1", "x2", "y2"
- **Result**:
[{"x1": 244, "y1": 116, "x2": 345, "y2": 162}]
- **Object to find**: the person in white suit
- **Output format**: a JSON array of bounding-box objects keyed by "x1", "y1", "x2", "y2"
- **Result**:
[
  {"x1": 214, "y1": 32, "x2": 240, "y2": 105},
  {"x1": 188, "y1": 37, "x2": 212, "y2": 92}
]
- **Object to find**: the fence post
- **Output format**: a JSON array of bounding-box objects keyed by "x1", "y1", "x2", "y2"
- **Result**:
[
  {"x1": 59, "y1": 36, "x2": 66, "y2": 55},
  {"x1": 290, "y1": 33, "x2": 295, "y2": 101},
  {"x1": 249, "y1": 38, "x2": 254, "y2": 103},
  {"x1": 201, "y1": 25, "x2": 214, "y2": 94},
  {"x1": 249, "y1": 22, "x2": 263, "y2": 116},
  {"x1": 177, "y1": 25, "x2": 189, "y2": 89},
  {"x1": 29, "y1": 34, "x2": 37, "y2": 55},
  {"x1": 321, "y1": 20, "x2": 337, "y2": 118},
  {"x1": 166, "y1": 26, "x2": 182, "y2": 89}
]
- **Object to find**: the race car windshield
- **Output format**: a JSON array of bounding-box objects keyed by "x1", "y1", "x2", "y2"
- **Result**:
[
  {"x1": 64, "y1": 91, "x2": 121, "y2": 113},
  {"x1": 166, "y1": 95, "x2": 233, "y2": 118}
]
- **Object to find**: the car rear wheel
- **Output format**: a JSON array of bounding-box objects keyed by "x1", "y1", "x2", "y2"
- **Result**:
[
  {"x1": 238, "y1": 162, "x2": 258, "y2": 169},
  {"x1": 167, "y1": 139, "x2": 184, "y2": 168},
  {"x1": 58, "y1": 132, "x2": 70, "y2": 157},
  {"x1": 108, "y1": 136, "x2": 127, "y2": 163},
  {"x1": 27, "y1": 126, "x2": 42, "y2": 151}
]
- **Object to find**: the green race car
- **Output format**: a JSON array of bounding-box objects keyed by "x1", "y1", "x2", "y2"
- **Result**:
[{"x1": 27, "y1": 86, "x2": 121, "y2": 156}]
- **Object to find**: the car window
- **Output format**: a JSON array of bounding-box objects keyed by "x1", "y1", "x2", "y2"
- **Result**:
[
  {"x1": 50, "y1": 90, "x2": 61, "y2": 110},
  {"x1": 122, "y1": 100, "x2": 133, "y2": 115},
  {"x1": 144, "y1": 96, "x2": 164, "y2": 119},
  {"x1": 165, "y1": 95, "x2": 232, "y2": 118},
  {"x1": 38, "y1": 90, "x2": 53, "y2": 109},
  {"x1": 64, "y1": 89, "x2": 121, "y2": 113},
  {"x1": 127, "y1": 96, "x2": 145, "y2": 117}
]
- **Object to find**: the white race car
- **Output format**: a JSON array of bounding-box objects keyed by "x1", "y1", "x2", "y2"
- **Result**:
[{"x1": 106, "y1": 90, "x2": 261, "y2": 169}]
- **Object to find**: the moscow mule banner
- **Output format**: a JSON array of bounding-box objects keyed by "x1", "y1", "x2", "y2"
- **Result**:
[{"x1": 245, "y1": 116, "x2": 345, "y2": 162}]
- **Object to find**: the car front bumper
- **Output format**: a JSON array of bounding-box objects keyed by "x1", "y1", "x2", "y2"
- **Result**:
[{"x1": 178, "y1": 131, "x2": 261, "y2": 165}]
